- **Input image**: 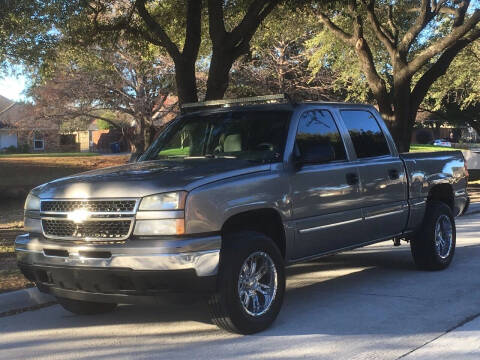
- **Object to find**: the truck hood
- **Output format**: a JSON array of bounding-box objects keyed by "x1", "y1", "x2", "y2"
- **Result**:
[{"x1": 32, "y1": 159, "x2": 271, "y2": 199}]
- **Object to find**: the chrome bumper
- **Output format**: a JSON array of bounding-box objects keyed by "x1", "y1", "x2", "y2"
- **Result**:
[{"x1": 15, "y1": 233, "x2": 221, "y2": 277}]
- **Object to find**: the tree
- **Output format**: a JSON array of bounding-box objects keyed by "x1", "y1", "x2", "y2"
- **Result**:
[
  {"x1": 422, "y1": 41, "x2": 480, "y2": 137},
  {"x1": 31, "y1": 42, "x2": 177, "y2": 153},
  {"x1": 0, "y1": 1, "x2": 59, "y2": 69},
  {"x1": 228, "y1": 5, "x2": 340, "y2": 101},
  {"x1": 72, "y1": 0, "x2": 282, "y2": 105},
  {"x1": 314, "y1": 0, "x2": 480, "y2": 151}
]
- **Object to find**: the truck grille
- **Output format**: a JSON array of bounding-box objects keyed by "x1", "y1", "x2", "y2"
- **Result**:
[
  {"x1": 41, "y1": 200, "x2": 136, "y2": 213},
  {"x1": 42, "y1": 219, "x2": 132, "y2": 240},
  {"x1": 40, "y1": 199, "x2": 138, "y2": 241}
]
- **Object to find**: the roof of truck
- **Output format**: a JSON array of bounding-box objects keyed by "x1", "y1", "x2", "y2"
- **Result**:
[{"x1": 182, "y1": 101, "x2": 376, "y2": 117}]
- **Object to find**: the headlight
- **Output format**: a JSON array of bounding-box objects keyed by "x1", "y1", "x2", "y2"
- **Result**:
[
  {"x1": 133, "y1": 219, "x2": 185, "y2": 236},
  {"x1": 139, "y1": 191, "x2": 187, "y2": 211},
  {"x1": 24, "y1": 193, "x2": 41, "y2": 211}
]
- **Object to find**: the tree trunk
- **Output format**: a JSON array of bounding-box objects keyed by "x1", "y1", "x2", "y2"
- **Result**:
[
  {"x1": 175, "y1": 58, "x2": 198, "y2": 105},
  {"x1": 390, "y1": 76, "x2": 413, "y2": 153},
  {"x1": 205, "y1": 49, "x2": 234, "y2": 101},
  {"x1": 390, "y1": 112, "x2": 415, "y2": 153},
  {"x1": 131, "y1": 130, "x2": 145, "y2": 154}
]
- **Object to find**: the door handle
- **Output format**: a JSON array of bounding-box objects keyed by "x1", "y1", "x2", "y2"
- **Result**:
[
  {"x1": 388, "y1": 169, "x2": 399, "y2": 180},
  {"x1": 346, "y1": 172, "x2": 359, "y2": 185}
]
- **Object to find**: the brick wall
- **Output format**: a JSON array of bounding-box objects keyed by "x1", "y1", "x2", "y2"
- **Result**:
[{"x1": 17, "y1": 130, "x2": 61, "y2": 152}]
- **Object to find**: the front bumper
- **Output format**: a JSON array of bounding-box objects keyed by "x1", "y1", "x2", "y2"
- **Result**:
[{"x1": 15, "y1": 233, "x2": 221, "y2": 302}]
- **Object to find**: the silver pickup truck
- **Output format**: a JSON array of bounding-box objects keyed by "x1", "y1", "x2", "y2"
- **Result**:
[{"x1": 16, "y1": 97, "x2": 468, "y2": 334}]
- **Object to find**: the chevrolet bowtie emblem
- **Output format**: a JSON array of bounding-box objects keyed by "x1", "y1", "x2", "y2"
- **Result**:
[{"x1": 67, "y1": 209, "x2": 90, "y2": 224}]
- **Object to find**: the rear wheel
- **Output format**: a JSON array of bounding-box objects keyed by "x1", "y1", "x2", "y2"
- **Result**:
[
  {"x1": 209, "y1": 231, "x2": 285, "y2": 334},
  {"x1": 410, "y1": 201, "x2": 456, "y2": 270},
  {"x1": 57, "y1": 297, "x2": 117, "y2": 315}
]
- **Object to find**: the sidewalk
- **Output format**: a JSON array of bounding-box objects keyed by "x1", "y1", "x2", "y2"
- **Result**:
[{"x1": 403, "y1": 315, "x2": 480, "y2": 359}]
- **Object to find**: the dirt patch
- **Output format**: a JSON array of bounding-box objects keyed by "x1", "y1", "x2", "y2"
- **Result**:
[
  {"x1": 0, "y1": 155, "x2": 128, "y2": 293},
  {"x1": 0, "y1": 199, "x2": 24, "y2": 229},
  {"x1": 0, "y1": 257, "x2": 34, "y2": 294},
  {"x1": 0, "y1": 155, "x2": 129, "y2": 199},
  {"x1": 0, "y1": 226, "x2": 29, "y2": 293}
]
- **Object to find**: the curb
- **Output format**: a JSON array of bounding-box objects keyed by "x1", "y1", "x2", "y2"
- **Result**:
[{"x1": 0, "y1": 287, "x2": 55, "y2": 316}]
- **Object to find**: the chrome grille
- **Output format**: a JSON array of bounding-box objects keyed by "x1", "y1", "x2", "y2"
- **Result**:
[
  {"x1": 41, "y1": 200, "x2": 136, "y2": 213},
  {"x1": 40, "y1": 199, "x2": 138, "y2": 241},
  {"x1": 42, "y1": 219, "x2": 132, "y2": 240}
]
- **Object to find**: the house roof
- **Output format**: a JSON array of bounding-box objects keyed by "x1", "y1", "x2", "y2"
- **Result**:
[
  {"x1": 0, "y1": 95, "x2": 58, "y2": 131},
  {"x1": 0, "y1": 95, "x2": 16, "y2": 129},
  {"x1": 0, "y1": 95, "x2": 14, "y2": 111}
]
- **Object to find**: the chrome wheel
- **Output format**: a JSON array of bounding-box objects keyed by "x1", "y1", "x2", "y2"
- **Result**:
[
  {"x1": 435, "y1": 214, "x2": 453, "y2": 259},
  {"x1": 237, "y1": 251, "x2": 278, "y2": 317}
]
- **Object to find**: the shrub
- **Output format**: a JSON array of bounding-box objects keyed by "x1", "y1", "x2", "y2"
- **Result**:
[
  {"x1": 18, "y1": 144, "x2": 30, "y2": 153},
  {"x1": 4, "y1": 145, "x2": 18, "y2": 153}
]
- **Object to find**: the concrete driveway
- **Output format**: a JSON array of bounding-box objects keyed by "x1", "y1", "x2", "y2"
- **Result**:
[{"x1": 1, "y1": 214, "x2": 480, "y2": 360}]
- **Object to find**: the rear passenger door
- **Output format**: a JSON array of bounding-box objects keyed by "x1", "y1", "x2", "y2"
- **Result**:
[
  {"x1": 290, "y1": 109, "x2": 365, "y2": 259},
  {"x1": 340, "y1": 110, "x2": 408, "y2": 241}
]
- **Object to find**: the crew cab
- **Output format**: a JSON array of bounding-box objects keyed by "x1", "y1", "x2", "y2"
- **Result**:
[{"x1": 16, "y1": 95, "x2": 469, "y2": 334}]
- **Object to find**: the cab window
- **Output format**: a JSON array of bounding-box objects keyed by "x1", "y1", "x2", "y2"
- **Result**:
[
  {"x1": 341, "y1": 110, "x2": 390, "y2": 158},
  {"x1": 296, "y1": 110, "x2": 347, "y2": 162}
]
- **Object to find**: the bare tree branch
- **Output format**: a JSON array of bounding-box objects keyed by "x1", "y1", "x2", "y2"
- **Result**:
[
  {"x1": 410, "y1": 28, "x2": 480, "y2": 114},
  {"x1": 407, "y1": 8, "x2": 480, "y2": 75},
  {"x1": 182, "y1": 0, "x2": 202, "y2": 58},
  {"x1": 207, "y1": 0, "x2": 227, "y2": 45},
  {"x1": 365, "y1": 0, "x2": 395, "y2": 55},
  {"x1": 135, "y1": 0, "x2": 181, "y2": 60},
  {"x1": 230, "y1": 0, "x2": 280, "y2": 55},
  {"x1": 317, "y1": 12, "x2": 354, "y2": 44},
  {"x1": 398, "y1": 0, "x2": 433, "y2": 54}
]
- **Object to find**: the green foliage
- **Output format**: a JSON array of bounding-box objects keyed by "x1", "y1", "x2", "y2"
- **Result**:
[
  {"x1": 424, "y1": 42, "x2": 480, "y2": 114},
  {"x1": 307, "y1": 26, "x2": 370, "y2": 102},
  {"x1": 96, "y1": 119, "x2": 111, "y2": 130},
  {"x1": 0, "y1": 1, "x2": 82, "y2": 72}
]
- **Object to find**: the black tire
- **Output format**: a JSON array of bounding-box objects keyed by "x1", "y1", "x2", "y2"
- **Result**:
[
  {"x1": 57, "y1": 297, "x2": 117, "y2": 315},
  {"x1": 410, "y1": 201, "x2": 456, "y2": 270},
  {"x1": 209, "y1": 231, "x2": 285, "y2": 334}
]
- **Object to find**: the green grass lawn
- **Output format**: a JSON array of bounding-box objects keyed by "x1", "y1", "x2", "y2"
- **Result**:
[
  {"x1": 158, "y1": 147, "x2": 190, "y2": 156},
  {"x1": 409, "y1": 144, "x2": 458, "y2": 152},
  {"x1": 0, "y1": 152, "x2": 99, "y2": 158}
]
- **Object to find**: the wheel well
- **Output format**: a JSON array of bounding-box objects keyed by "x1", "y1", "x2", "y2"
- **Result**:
[
  {"x1": 427, "y1": 184, "x2": 454, "y2": 211},
  {"x1": 221, "y1": 209, "x2": 286, "y2": 259}
]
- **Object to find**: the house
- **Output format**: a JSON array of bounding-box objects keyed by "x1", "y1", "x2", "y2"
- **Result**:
[
  {"x1": 411, "y1": 110, "x2": 478, "y2": 144},
  {"x1": 0, "y1": 96, "x2": 18, "y2": 149},
  {"x1": 0, "y1": 95, "x2": 64, "y2": 152}
]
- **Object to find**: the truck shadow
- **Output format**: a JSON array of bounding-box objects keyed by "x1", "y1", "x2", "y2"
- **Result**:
[{"x1": 6, "y1": 242, "x2": 480, "y2": 325}]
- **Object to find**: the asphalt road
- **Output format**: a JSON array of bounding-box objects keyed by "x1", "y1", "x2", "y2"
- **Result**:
[{"x1": 1, "y1": 214, "x2": 480, "y2": 360}]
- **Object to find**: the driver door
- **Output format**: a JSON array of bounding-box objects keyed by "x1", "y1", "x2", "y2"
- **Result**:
[{"x1": 289, "y1": 109, "x2": 364, "y2": 259}]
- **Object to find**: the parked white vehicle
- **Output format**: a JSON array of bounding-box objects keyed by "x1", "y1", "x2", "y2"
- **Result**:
[{"x1": 433, "y1": 139, "x2": 452, "y2": 147}]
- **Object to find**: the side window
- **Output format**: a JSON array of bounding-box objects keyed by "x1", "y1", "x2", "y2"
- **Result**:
[
  {"x1": 296, "y1": 110, "x2": 347, "y2": 162},
  {"x1": 341, "y1": 110, "x2": 390, "y2": 158}
]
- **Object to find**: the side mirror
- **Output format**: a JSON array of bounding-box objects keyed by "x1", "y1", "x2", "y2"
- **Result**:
[
  {"x1": 128, "y1": 152, "x2": 143, "y2": 163},
  {"x1": 295, "y1": 143, "x2": 335, "y2": 168}
]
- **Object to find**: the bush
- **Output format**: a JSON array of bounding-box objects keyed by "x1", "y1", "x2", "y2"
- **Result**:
[
  {"x1": 3, "y1": 145, "x2": 18, "y2": 154},
  {"x1": 0, "y1": 144, "x2": 30, "y2": 154},
  {"x1": 18, "y1": 144, "x2": 30, "y2": 153},
  {"x1": 416, "y1": 129, "x2": 433, "y2": 144}
]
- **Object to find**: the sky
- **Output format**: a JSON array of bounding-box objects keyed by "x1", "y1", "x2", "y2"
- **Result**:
[{"x1": 0, "y1": 75, "x2": 27, "y2": 102}]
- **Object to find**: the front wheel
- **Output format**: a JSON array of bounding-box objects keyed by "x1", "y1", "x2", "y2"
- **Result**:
[
  {"x1": 209, "y1": 231, "x2": 285, "y2": 334},
  {"x1": 410, "y1": 201, "x2": 456, "y2": 270},
  {"x1": 57, "y1": 297, "x2": 117, "y2": 315}
]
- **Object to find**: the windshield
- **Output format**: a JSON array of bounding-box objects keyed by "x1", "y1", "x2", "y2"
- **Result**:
[{"x1": 142, "y1": 110, "x2": 292, "y2": 162}]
